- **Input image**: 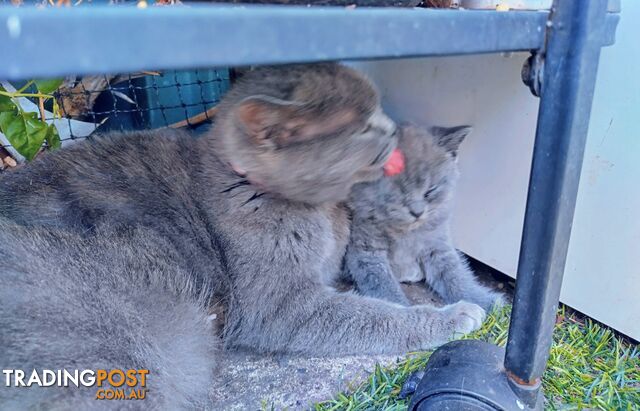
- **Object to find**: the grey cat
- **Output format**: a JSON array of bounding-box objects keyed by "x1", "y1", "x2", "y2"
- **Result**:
[
  {"x1": 345, "y1": 124, "x2": 504, "y2": 310},
  {"x1": 0, "y1": 222, "x2": 217, "y2": 410},
  {"x1": 0, "y1": 64, "x2": 485, "y2": 409}
]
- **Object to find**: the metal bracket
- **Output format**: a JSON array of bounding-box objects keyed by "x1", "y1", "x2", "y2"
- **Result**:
[{"x1": 521, "y1": 52, "x2": 544, "y2": 97}]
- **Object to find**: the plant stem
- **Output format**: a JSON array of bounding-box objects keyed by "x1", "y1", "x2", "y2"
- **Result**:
[
  {"x1": 0, "y1": 91, "x2": 53, "y2": 99},
  {"x1": 16, "y1": 80, "x2": 35, "y2": 94},
  {"x1": 38, "y1": 97, "x2": 47, "y2": 122}
]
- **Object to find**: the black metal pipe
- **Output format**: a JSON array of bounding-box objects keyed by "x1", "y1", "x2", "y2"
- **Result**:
[{"x1": 504, "y1": 0, "x2": 610, "y2": 405}]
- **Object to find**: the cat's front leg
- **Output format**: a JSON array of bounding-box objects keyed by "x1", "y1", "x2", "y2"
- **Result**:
[
  {"x1": 420, "y1": 245, "x2": 504, "y2": 311},
  {"x1": 229, "y1": 283, "x2": 486, "y2": 356},
  {"x1": 344, "y1": 248, "x2": 410, "y2": 306}
]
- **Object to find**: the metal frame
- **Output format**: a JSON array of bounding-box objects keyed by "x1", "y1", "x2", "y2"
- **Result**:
[
  {"x1": 1, "y1": 6, "x2": 551, "y2": 79},
  {"x1": 0, "y1": 1, "x2": 620, "y2": 408},
  {"x1": 504, "y1": 0, "x2": 615, "y2": 406}
]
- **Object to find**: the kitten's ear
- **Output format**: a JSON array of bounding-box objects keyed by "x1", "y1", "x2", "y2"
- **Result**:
[
  {"x1": 236, "y1": 95, "x2": 304, "y2": 143},
  {"x1": 430, "y1": 125, "x2": 472, "y2": 156}
]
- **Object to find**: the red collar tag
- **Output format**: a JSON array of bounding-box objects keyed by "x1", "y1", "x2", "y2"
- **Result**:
[{"x1": 383, "y1": 148, "x2": 405, "y2": 177}]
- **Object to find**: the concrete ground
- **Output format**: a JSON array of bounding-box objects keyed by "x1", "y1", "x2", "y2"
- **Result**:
[{"x1": 209, "y1": 259, "x2": 511, "y2": 410}]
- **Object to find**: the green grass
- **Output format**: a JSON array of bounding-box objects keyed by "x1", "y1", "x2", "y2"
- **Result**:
[{"x1": 314, "y1": 306, "x2": 640, "y2": 410}]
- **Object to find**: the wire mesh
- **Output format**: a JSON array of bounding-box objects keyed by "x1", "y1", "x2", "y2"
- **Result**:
[
  {"x1": 1, "y1": 68, "x2": 231, "y2": 151},
  {"x1": 57, "y1": 69, "x2": 230, "y2": 138}
]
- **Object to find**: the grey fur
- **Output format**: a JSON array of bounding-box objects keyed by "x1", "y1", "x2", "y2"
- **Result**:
[
  {"x1": 0, "y1": 222, "x2": 217, "y2": 410},
  {"x1": 346, "y1": 124, "x2": 504, "y2": 311},
  {"x1": 0, "y1": 64, "x2": 485, "y2": 409}
]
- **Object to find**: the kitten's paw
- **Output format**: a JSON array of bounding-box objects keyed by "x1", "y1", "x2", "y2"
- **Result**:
[
  {"x1": 463, "y1": 287, "x2": 505, "y2": 312},
  {"x1": 389, "y1": 294, "x2": 412, "y2": 307},
  {"x1": 490, "y1": 292, "x2": 506, "y2": 310},
  {"x1": 443, "y1": 301, "x2": 486, "y2": 335},
  {"x1": 480, "y1": 290, "x2": 506, "y2": 312}
]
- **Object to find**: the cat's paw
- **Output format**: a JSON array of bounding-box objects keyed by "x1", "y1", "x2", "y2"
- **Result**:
[
  {"x1": 460, "y1": 287, "x2": 505, "y2": 312},
  {"x1": 478, "y1": 289, "x2": 506, "y2": 312},
  {"x1": 442, "y1": 301, "x2": 486, "y2": 335},
  {"x1": 489, "y1": 292, "x2": 506, "y2": 310},
  {"x1": 387, "y1": 291, "x2": 412, "y2": 307}
]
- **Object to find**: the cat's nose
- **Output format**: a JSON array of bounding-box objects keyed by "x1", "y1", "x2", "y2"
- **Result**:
[
  {"x1": 373, "y1": 108, "x2": 397, "y2": 139},
  {"x1": 408, "y1": 203, "x2": 425, "y2": 219}
]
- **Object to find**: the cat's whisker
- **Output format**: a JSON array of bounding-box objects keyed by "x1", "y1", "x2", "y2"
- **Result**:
[
  {"x1": 220, "y1": 179, "x2": 250, "y2": 194},
  {"x1": 241, "y1": 191, "x2": 265, "y2": 206}
]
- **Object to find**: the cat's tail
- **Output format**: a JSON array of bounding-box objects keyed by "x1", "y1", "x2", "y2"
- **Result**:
[{"x1": 0, "y1": 222, "x2": 217, "y2": 410}]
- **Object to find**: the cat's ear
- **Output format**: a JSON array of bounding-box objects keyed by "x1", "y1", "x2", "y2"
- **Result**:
[
  {"x1": 236, "y1": 95, "x2": 304, "y2": 143},
  {"x1": 430, "y1": 125, "x2": 472, "y2": 156},
  {"x1": 236, "y1": 95, "x2": 356, "y2": 146}
]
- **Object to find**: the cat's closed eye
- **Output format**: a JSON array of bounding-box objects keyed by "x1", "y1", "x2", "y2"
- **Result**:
[
  {"x1": 362, "y1": 124, "x2": 373, "y2": 134},
  {"x1": 424, "y1": 186, "x2": 438, "y2": 199}
]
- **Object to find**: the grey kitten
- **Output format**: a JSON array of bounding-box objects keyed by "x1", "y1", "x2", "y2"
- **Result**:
[
  {"x1": 345, "y1": 124, "x2": 504, "y2": 310},
  {"x1": 0, "y1": 64, "x2": 484, "y2": 409}
]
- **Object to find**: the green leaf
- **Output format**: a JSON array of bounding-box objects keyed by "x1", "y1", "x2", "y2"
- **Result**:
[
  {"x1": 45, "y1": 124, "x2": 61, "y2": 150},
  {"x1": 0, "y1": 111, "x2": 49, "y2": 160},
  {"x1": 0, "y1": 94, "x2": 15, "y2": 112},
  {"x1": 34, "y1": 79, "x2": 63, "y2": 95},
  {"x1": 0, "y1": 85, "x2": 17, "y2": 112}
]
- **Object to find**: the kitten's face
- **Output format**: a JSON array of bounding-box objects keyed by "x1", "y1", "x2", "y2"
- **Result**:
[
  {"x1": 350, "y1": 124, "x2": 470, "y2": 232},
  {"x1": 211, "y1": 63, "x2": 398, "y2": 204}
]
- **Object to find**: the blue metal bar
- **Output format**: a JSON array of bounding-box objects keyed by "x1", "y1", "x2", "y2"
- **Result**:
[
  {"x1": 504, "y1": 0, "x2": 612, "y2": 406},
  {"x1": 0, "y1": 5, "x2": 549, "y2": 80}
]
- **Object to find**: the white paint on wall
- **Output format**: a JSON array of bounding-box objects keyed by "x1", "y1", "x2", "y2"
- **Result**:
[{"x1": 561, "y1": 2, "x2": 640, "y2": 340}]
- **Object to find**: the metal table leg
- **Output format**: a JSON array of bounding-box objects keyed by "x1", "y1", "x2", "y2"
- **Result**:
[
  {"x1": 505, "y1": 0, "x2": 611, "y2": 406},
  {"x1": 407, "y1": 1, "x2": 617, "y2": 409}
]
